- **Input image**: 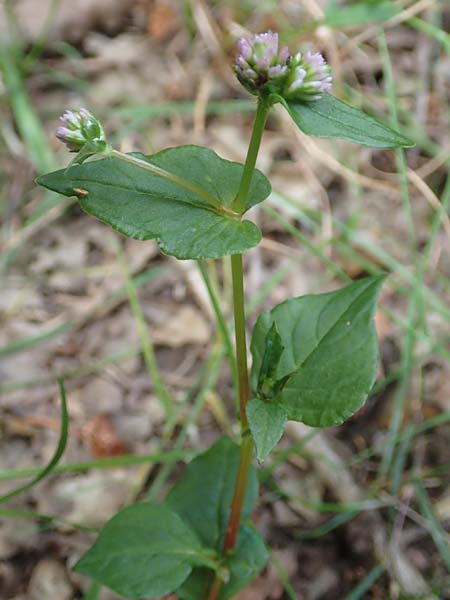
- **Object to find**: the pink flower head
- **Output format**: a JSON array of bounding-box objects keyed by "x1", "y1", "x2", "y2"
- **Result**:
[
  {"x1": 284, "y1": 51, "x2": 333, "y2": 101},
  {"x1": 233, "y1": 31, "x2": 290, "y2": 95},
  {"x1": 233, "y1": 30, "x2": 332, "y2": 102},
  {"x1": 55, "y1": 107, "x2": 106, "y2": 153}
]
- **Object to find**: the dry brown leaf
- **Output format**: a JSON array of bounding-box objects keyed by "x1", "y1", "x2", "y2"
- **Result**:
[
  {"x1": 82, "y1": 414, "x2": 128, "y2": 457},
  {"x1": 147, "y1": 0, "x2": 180, "y2": 40}
]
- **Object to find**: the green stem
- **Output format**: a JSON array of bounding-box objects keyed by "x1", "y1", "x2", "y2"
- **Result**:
[
  {"x1": 224, "y1": 431, "x2": 253, "y2": 549},
  {"x1": 111, "y1": 149, "x2": 236, "y2": 216},
  {"x1": 205, "y1": 97, "x2": 270, "y2": 600},
  {"x1": 206, "y1": 575, "x2": 224, "y2": 600},
  {"x1": 230, "y1": 253, "x2": 251, "y2": 428},
  {"x1": 232, "y1": 99, "x2": 270, "y2": 214}
]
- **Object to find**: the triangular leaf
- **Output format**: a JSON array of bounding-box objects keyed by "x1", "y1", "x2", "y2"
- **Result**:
[
  {"x1": 246, "y1": 398, "x2": 287, "y2": 462},
  {"x1": 75, "y1": 503, "x2": 217, "y2": 599},
  {"x1": 279, "y1": 94, "x2": 413, "y2": 148},
  {"x1": 37, "y1": 145, "x2": 271, "y2": 260},
  {"x1": 251, "y1": 276, "x2": 385, "y2": 427}
]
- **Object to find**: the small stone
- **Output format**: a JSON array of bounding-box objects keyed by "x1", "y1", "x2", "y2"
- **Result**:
[
  {"x1": 273, "y1": 500, "x2": 299, "y2": 527},
  {"x1": 0, "y1": 517, "x2": 39, "y2": 559},
  {"x1": 114, "y1": 412, "x2": 154, "y2": 442},
  {"x1": 28, "y1": 560, "x2": 72, "y2": 600},
  {"x1": 40, "y1": 470, "x2": 132, "y2": 526},
  {"x1": 82, "y1": 378, "x2": 123, "y2": 415}
]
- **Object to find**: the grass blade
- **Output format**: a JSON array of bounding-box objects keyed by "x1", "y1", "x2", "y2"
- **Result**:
[
  {"x1": 0, "y1": 379, "x2": 68, "y2": 504},
  {"x1": 414, "y1": 481, "x2": 450, "y2": 574},
  {"x1": 343, "y1": 564, "x2": 385, "y2": 600}
]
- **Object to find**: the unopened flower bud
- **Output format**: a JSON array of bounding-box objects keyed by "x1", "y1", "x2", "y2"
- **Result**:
[{"x1": 56, "y1": 108, "x2": 107, "y2": 153}]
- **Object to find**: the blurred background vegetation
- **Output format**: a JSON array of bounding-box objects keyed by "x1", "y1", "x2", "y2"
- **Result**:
[{"x1": 1, "y1": 0, "x2": 450, "y2": 598}]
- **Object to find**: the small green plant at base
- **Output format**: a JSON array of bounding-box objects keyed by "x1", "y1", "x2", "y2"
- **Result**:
[{"x1": 37, "y1": 30, "x2": 412, "y2": 600}]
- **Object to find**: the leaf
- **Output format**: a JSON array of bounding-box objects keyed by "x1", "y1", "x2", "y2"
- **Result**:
[
  {"x1": 323, "y1": 0, "x2": 398, "y2": 28},
  {"x1": 256, "y1": 322, "x2": 289, "y2": 400},
  {"x1": 250, "y1": 276, "x2": 385, "y2": 427},
  {"x1": 222, "y1": 525, "x2": 268, "y2": 599},
  {"x1": 37, "y1": 145, "x2": 271, "y2": 260},
  {"x1": 165, "y1": 436, "x2": 266, "y2": 598},
  {"x1": 279, "y1": 94, "x2": 413, "y2": 148},
  {"x1": 246, "y1": 398, "x2": 287, "y2": 462},
  {"x1": 178, "y1": 525, "x2": 268, "y2": 600},
  {"x1": 75, "y1": 503, "x2": 217, "y2": 599},
  {"x1": 165, "y1": 436, "x2": 258, "y2": 549}
]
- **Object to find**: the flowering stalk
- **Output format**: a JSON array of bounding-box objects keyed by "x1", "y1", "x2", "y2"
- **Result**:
[
  {"x1": 232, "y1": 99, "x2": 270, "y2": 215},
  {"x1": 204, "y1": 32, "x2": 334, "y2": 600},
  {"x1": 55, "y1": 112, "x2": 238, "y2": 217}
]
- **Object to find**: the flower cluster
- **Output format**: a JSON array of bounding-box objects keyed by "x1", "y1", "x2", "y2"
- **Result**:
[
  {"x1": 56, "y1": 108, "x2": 106, "y2": 152},
  {"x1": 233, "y1": 31, "x2": 290, "y2": 95},
  {"x1": 284, "y1": 51, "x2": 333, "y2": 101},
  {"x1": 234, "y1": 31, "x2": 332, "y2": 101}
]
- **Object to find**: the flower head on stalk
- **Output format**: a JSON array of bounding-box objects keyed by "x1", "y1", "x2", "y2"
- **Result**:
[
  {"x1": 283, "y1": 51, "x2": 332, "y2": 101},
  {"x1": 233, "y1": 31, "x2": 290, "y2": 95},
  {"x1": 56, "y1": 108, "x2": 107, "y2": 153},
  {"x1": 233, "y1": 31, "x2": 332, "y2": 102}
]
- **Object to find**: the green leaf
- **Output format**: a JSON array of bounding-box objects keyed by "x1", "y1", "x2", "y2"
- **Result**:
[
  {"x1": 165, "y1": 436, "x2": 266, "y2": 598},
  {"x1": 250, "y1": 276, "x2": 385, "y2": 427},
  {"x1": 222, "y1": 525, "x2": 267, "y2": 599},
  {"x1": 75, "y1": 503, "x2": 217, "y2": 599},
  {"x1": 279, "y1": 94, "x2": 413, "y2": 148},
  {"x1": 37, "y1": 145, "x2": 271, "y2": 260},
  {"x1": 246, "y1": 398, "x2": 287, "y2": 463},
  {"x1": 178, "y1": 525, "x2": 268, "y2": 600},
  {"x1": 323, "y1": 0, "x2": 398, "y2": 28},
  {"x1": 165, "y1": 436, "x2": 258, "y2": 549},
  {"x1": 256, "y1": 322, "x2": 289, "y2": 400}
]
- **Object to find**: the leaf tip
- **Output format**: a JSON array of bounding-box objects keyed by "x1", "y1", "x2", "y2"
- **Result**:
[{"x1": 399, "y1": 136, "x2": 415, "y2": 149}]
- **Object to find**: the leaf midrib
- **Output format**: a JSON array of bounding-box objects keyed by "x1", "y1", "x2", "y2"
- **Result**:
[
  {"x1": 68, "y1": 174, "x2": 230, "y2": 217},
  {"x1": 84, "y1": 544, "x2": 212, "y2": 565}
]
